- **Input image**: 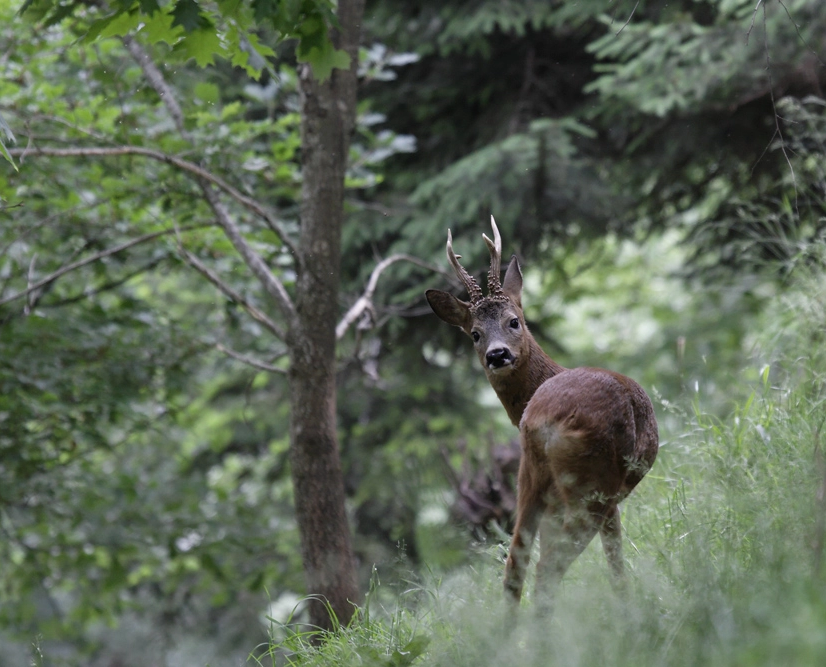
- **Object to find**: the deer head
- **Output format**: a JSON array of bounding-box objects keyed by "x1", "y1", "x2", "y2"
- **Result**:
[{"x1": 425, "y1": 217, "x2": 531, "y2": 379}]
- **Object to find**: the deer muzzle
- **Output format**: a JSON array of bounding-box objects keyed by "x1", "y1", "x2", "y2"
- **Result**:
[{"x1": 486, "y1": 347, "x2": 514, "y2": 371}]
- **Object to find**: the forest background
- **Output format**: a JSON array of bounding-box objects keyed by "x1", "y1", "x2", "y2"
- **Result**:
[{"x1": 3, "y1": 0, "x2": 826, "y2": 665}]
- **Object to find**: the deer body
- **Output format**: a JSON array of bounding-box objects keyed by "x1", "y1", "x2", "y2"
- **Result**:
[{"x1": 426, "y1": 218, "x2": 658, "y2": 611}]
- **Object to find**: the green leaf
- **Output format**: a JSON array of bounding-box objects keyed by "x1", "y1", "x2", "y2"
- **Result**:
[
  {"x1": 298, "y1": 42, "x2": 351, "y2": 82},
  {"x1": 96, "y1": 9, "x2": 143, "y2": 40},
  {"x1": 0, "y1": 141, "x2": 18, "y2": 172},
  {"x1": 82, "y1": 13, "x2": 119, "y2": 42},
  {"x1": 138, "y1": 0, "x2": 161, "y2": 14},
  {"x1": 140, "y1": 8, "x2": 184, "y2": 46},
  {"x1": 293, "y1": 12, "x2": 350, "y2": 81},
  {"x1": 250, "y1": 0, "x2": 279, "y2": 25},
  {"x1": 0, "y1": 112, "x2": 17, "y2": 171},
  {"x1": 170, "y1": 0, "x2": 206, "y2": 32},
  {"x1": 176, "y1": 26, "x2": 223, "y2": 67},
  {"x1": 0, "y1": 111, "x2": 15, "y2": 143},
  {"x1": 390, "y1": 634, "x2": 431, "y2": 666}
]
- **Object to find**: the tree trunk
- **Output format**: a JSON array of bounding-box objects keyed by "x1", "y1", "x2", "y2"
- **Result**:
[{"x1": 289, "y1": 0, "x2": 365, "y2": 633}]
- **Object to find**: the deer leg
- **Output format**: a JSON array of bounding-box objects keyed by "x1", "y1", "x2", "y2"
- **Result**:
[
  {"x1": 503, "y1": 461, "x2": 544, "y2": 608},
  {"x1": 534, "y1": 504, "x2": 599, "y2": 616},
  {"x1": 597, "y1": 503, "x2": 626, "y2": 592},
  {"x1": 504, "y1": 503, "x2": 541, "y2": 608}
]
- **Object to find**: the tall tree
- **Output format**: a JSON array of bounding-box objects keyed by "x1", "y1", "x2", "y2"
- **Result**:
[{"x1": 289, "y1": 0, "x2": 365, "y2": 629}]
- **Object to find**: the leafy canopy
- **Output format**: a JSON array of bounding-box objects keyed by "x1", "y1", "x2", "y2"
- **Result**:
[{"x1": 17, "y1": 0, "x2": 350, "y2": 79}]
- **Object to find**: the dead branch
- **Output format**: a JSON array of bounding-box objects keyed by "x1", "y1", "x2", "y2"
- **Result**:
[{"x1": 336, "y1": 253, "x2": 441, "y2": 340}]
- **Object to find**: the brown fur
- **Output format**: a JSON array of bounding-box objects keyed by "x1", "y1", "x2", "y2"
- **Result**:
[{"x1": 426, "y1": 221, "x2": 659, "y2": 613}]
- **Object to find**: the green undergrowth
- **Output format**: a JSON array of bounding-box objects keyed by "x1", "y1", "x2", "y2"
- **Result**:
[
  {"x1": 253, "y1": 265, "x2": 826, "y2": 667},
  {"x1": 252, "y1": 377, "x2": 826, "y2": 666}
]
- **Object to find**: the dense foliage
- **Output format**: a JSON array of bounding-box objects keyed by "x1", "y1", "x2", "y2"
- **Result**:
[{"x1": 2, "y1": 0, "x2": 826, "y2": 663}]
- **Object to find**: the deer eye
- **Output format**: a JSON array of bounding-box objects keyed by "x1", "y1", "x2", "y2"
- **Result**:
[
  {"x1": 509, "y1": 318, "x2": 520, "y2": 329},
  {"x1": 471, "y1": 331, "x2": 481, "y2": 343}
]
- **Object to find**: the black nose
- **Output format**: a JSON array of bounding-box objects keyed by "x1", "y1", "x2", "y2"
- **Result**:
[{"x1": 486, "y1": 348, "x2": 512, "y2": 368}]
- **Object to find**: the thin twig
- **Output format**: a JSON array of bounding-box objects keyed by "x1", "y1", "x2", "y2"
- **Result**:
[
  {"x1": 751, "y1": 126, "x2": 779, "y2": 175},
  {"x1": 615, "y1": 0, "x2": 640, "y2": 36},
  {"x1": 760, "y1": 1, "x2": 800, "y2": 217},
  {"x1": 215, "y1": 342, "x2": 288, "y2": 374},
  {"x1": 777, "y1": 0, "x2": 826, "y2": 67},
  {"x1": 746, "y1": 0, "x2": 763, "y2": 44},
  {"x1": 0, "y1": 200, "x2": 111, "y2": 261}
]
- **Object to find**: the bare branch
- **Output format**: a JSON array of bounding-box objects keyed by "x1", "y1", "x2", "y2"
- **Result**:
[
  {"x1": 121, "y1": 35, "x2": 189, "y2": 138},
  {"x1": 199, "y1": 183, "x2": 299, "y2": 331},
  {"x1": 336, "y1": 253, "x2": 440, "y2": 340},
  {"x1": 0, "y1": 226, "x2": 191, "y2": 309},
  {"x1": 177, "y1": 241, "x2": 286, "y2": 340},
  {"x1": 746, "y1": 0, "x2": 763, "y2": 43},
  {"x1": 215, "y1": 342, "x2": 288, "y2": 374}
]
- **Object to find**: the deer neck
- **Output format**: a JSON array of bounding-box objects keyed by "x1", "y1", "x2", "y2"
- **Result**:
[{"x1": 487, "y1": 336, "x2": 565, "y2": 427}]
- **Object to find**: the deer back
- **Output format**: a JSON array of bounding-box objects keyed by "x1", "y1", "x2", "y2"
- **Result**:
[{"x1": 521, "y1": 367, "x2": 658, "y2": 502}]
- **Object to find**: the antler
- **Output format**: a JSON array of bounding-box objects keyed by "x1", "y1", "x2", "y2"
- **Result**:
[
  {"x1": 446, "y1": 229, "x2": 483, "y2": 303},
  {"x1": 483, "y1": 215, "x2": 504, "y2": 298}
]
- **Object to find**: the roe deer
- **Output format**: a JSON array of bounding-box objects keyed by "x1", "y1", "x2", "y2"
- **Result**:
[{"x1": 426, "y1": 217, "x2": 658, "y2": 612}]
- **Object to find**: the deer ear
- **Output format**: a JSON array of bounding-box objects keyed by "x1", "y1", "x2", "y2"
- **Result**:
[
  {"x1": 425, "y1": 289, "x2": 473, "y2": 332},
  {"x1": 502, "y1": 255, "x2": 523, "y2": 307}
]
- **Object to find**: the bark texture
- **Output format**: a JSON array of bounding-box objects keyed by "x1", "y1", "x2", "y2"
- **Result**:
[{"x1": 290, "y1": 0, "x2": 365, "y2": 633}]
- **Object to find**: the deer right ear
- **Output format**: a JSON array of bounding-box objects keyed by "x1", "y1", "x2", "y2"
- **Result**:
[
  {"x1": 425, "y1": 289, "x2": 473, "y2": 332},
  {"x1": 502, "y1": 255, "x2": 523, "y2": 307}
]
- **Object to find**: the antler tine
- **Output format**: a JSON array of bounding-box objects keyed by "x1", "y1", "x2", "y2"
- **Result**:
[
  {"x1": 482, "y1": 215, "x2": 503, "y2": 297},
  {"x1": 446, "y1": 229, "x2": 483, "y2": 303}
]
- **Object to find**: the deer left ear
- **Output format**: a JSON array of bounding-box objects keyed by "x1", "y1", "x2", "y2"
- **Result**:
[
  {"x1": 425, "y1": 289, "x2": 473, "y2": 332},
  {"x1": 503, "y1": 256, "x2": 523, "y2": 307}
]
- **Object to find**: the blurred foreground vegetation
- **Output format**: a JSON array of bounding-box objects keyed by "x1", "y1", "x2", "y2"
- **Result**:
[{"x1": 2, "y1": 0, "x2": 826, "y2": 664}]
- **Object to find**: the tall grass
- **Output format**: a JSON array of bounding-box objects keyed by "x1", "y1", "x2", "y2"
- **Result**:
[{"x1": 256, "y1": 262, "x2": 826, "y2": 667}]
